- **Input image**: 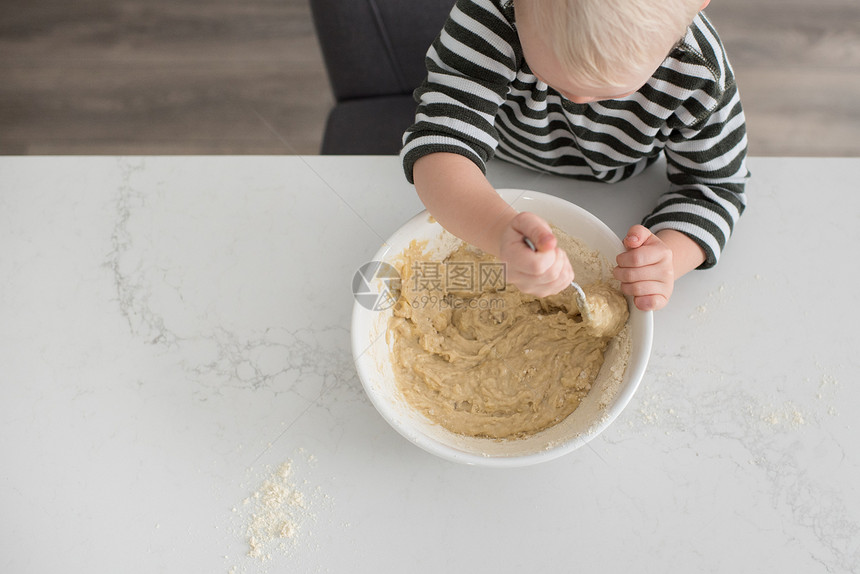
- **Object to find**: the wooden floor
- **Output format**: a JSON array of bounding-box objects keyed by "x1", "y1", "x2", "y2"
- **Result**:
[{"x1": 1, "y1": 0, "x2": 858, "y2": 156}]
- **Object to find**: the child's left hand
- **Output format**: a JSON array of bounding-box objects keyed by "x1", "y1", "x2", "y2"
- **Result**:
[{"x1": 613, "y1": 225, "x2": 674, "y2": 311}]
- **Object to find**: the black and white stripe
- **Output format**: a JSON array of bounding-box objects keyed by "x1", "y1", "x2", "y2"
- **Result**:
[{"x1": 401, "y1": 0, "x2": 750, "y2": 268}]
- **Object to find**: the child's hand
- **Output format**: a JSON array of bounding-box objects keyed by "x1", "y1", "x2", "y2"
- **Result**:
[
  {"x1": 498, "y1": 212, "x2": 574, "y2": 297},
  {"x1": 613, "y1": 224, "x2": 674, "y2": 311}
]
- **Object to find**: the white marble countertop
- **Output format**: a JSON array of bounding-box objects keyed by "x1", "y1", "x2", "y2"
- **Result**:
[{"x1": 1, "y1": 155, "x2": 858, "y2": 573}]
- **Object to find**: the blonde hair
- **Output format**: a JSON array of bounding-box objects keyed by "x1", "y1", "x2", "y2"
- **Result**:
[{"x1": 520, "y1": 0, "x2": 702, "y2": 88}]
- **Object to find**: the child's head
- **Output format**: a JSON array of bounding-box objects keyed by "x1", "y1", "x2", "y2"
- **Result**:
[{"x1": 515, "y1": 0, "x2": 709, "y2": 103}]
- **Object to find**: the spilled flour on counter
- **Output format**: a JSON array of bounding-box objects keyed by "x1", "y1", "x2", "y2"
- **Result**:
[
  {"x1": 245, "y1": 462, "x2": 304, "y2": 560},
  {"x1": 228, "y1": 450, "x2": 330, "y2": 574},
  {"x1": 756, "y1": 401, "x2": 807, "y2": 428}
]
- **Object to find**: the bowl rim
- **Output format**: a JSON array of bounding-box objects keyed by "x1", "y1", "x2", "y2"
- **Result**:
[{"x1": 351, "y1": 188, "x2": 653, "y2": 467}]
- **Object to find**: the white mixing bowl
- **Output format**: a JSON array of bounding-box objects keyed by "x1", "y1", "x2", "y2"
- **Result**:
[{"x1": 351, "y1": 189, "x2": 653, "y2": 466}]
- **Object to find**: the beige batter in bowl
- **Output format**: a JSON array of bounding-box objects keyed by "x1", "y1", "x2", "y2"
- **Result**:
[{"x1": 351, "y1": 189, "x2": 653, "y2": 466}]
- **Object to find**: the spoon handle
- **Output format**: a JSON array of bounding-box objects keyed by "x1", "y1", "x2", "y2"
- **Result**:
[{"x1": 522, "y1": 236, "x2": 592, "y2": 320}]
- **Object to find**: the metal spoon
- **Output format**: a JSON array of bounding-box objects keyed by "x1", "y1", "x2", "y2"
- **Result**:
[{"x1": 523, "y1": 236, "x2": 593, "y2": 322}]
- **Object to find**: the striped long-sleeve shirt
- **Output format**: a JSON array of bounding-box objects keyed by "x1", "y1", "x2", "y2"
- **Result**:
[{"x1": 401, "y1": 0, "x2": 749, "y2": 269}]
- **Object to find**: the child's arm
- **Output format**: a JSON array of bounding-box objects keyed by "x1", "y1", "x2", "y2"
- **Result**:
[
  {"x1": 617, "y1": 19, "x2": 750, "y2": 311},
  {"x1": 401, "y1": 3, "x2": 567, "y2": 294},
  {"x1": 413, "y1": 152, "x2": 574, "y2": 297}
]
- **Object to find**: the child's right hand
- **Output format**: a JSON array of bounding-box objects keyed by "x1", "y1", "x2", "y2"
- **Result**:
[{"x1": 497, "y1": 212, "x2": 574, "y2": 297}]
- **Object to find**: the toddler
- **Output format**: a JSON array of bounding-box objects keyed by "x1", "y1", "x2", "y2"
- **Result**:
[{"x1": 400, "y1": 0, "x2": 749, "y2": 311}]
